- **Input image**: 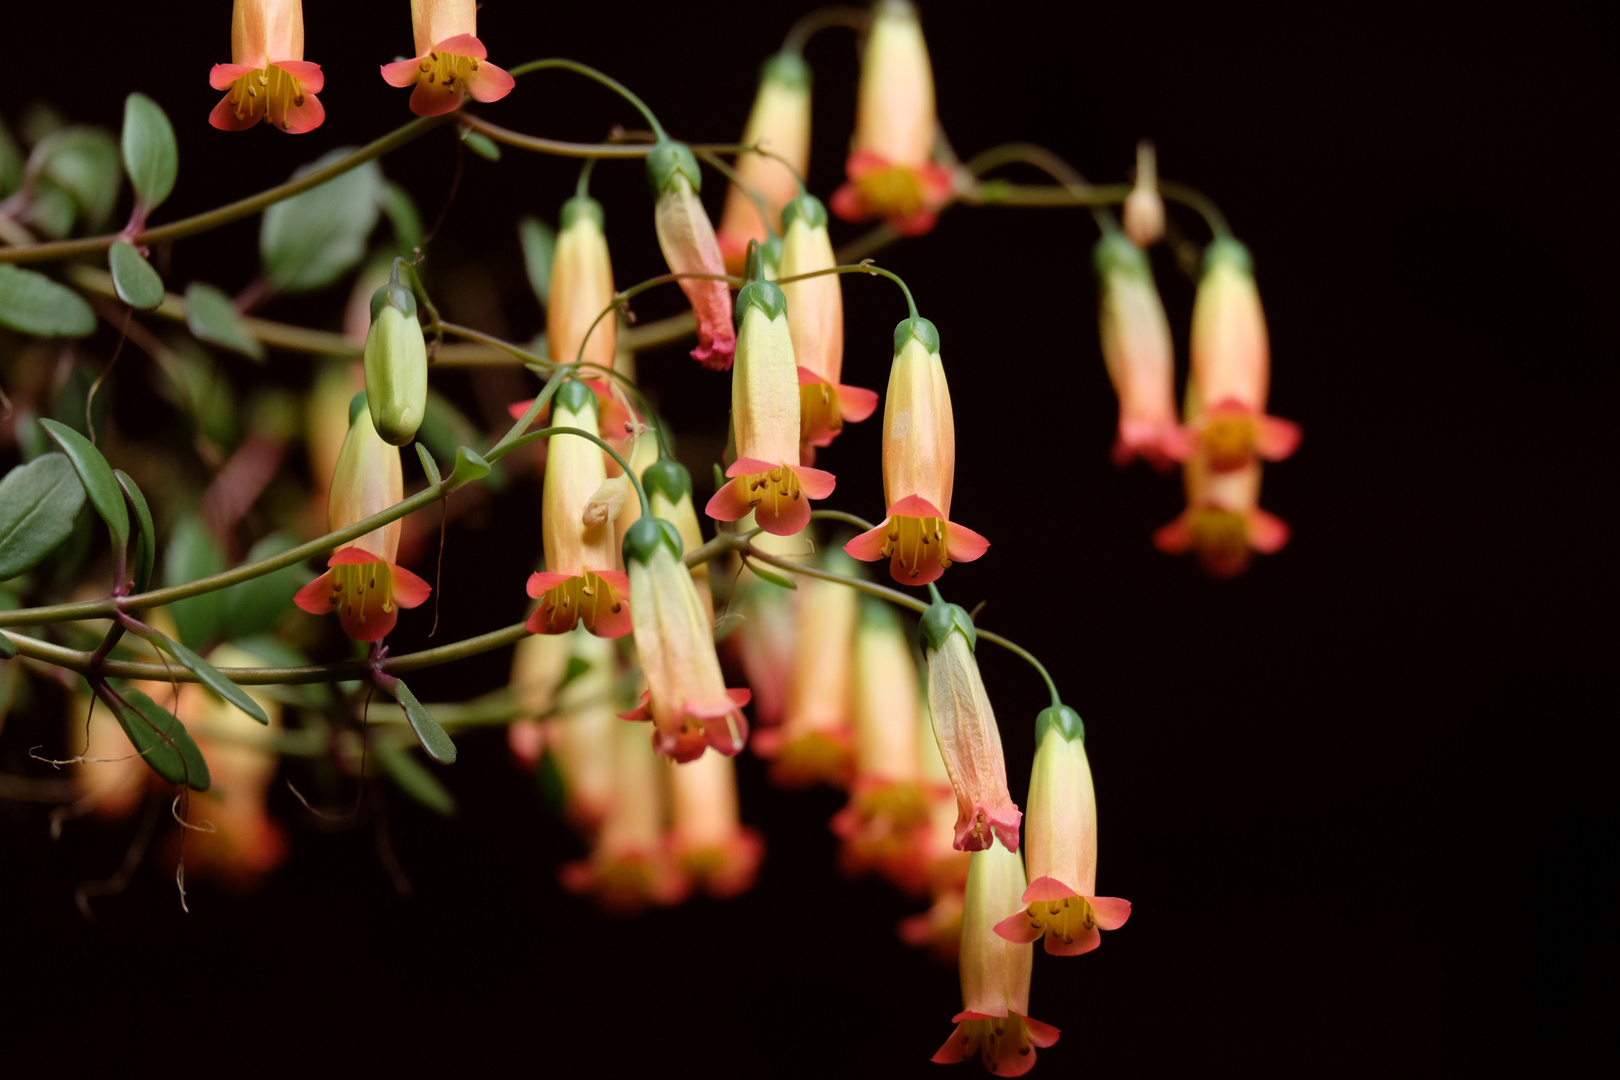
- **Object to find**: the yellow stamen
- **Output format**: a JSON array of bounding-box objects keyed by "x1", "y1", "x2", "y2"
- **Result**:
[{"x1": 877, "y1": 514, "x2": 952, "y2": 578}]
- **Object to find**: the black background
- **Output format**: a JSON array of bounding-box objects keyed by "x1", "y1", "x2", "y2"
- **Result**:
[{"x1": 2, "y1": 2, "x2": 1613, "y2": 1076}]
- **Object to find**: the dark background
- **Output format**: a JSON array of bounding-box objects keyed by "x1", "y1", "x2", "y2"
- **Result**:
[{"x1": 3, "y1": 2, "x2": 1613, "y2": 1075}]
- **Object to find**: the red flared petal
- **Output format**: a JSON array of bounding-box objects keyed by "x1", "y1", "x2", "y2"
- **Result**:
[
  {"x1": 704, "y1": 477, "x2": 755, "y2": 523},
  {"x1": 726, "y1": 688, "x2": 754, "y2": 708},
  {"x1": 390, "y1": 563, "x2": 432, "y2": 608},
  {"x1": 293, "y1": 570, "x2": 335, "y2": 614},
  {"x1": 1153, "y1": 512, "x2": 1195, "y2": 553},
  {"x1": 1257, "y1": 414, "x2": 1303, "y2": 461},
  {"x1": 890, "y1": 207, "x2": 939, "y2": 237},
  {"x1": 409, "y1": 80, "x2": 466, "y2": 117},
  {"x1": 916, "y1": 163, "x2": 955, "y2": 205},
  {"x1": 381, "y1": 56, "x2": 423, "y2": 88},
  {"x1": 844, "y1": 150, "x2": 888, "y2": 180},
  {"x1": 209, "y1": 95, "x2": 260, "y2": 132},
  {"x1": 1247, "y1": 509, "x2": 1291, "y2": 553},
  {"x1": 931, "y1": 1022, "x2": 971, "y2": 1064},
  {"x1": 1022, "y1": 875, "x2": 1081, "y2": 904},
  {"x1": 526, "y1": 571, "x2": 570, "y2": 599},
  {"x1": 844, "y1": 519, "x2": 891, "y2": 562},
  {"x1": 993, "y1": 908, "x2": 1044, "y2": 944},
  {"x1": 789, "y1": 464, "x2": 836, "y2": 500},
  {"x1": 276, "y1": 91, "x2": 324, "y2": 135},
  {"x1": 828, "y1": 182, "x2": 870, "y2": 223},
  {"x1": 466, "y1": 60, "x2": 515, "y2": 104},
  {"x1": 210, "y1": 63, "x2": 255, "y2": 90},
  {"x1": 1023, "y1": 1015, "x2": 1061, "y2": 1049},
  {"x1": 1045, "y1": 923, "x2": 1102, "y2": 957},
  {"x1": 724, "y1": 456, "x2": 777, "y2": 478},
  {"x1": 1089, "y1": 895, "x2": 1133, "y2": 930},
  {"x1": 273, "y1": 60, "x2": 324, "y2": 93},
  {"x1": 834, "y1": 383, "x2": 880, "y2": 422},
  {"x1": 584, "y1": 570, "x2": 632, "y2": 639},
  {"x1": 885, "y1": 494, "x2": 945, "y2": 519},
  {"x1": 433, "y1": 33, "x2": 488, "y2": 60},
  {"x1": 328, "y1": 546, "x2": 379, "y2": 565},
  {"x1": 753, "y1": 491, "x2": 812, "y2": 537},
  {"x1": 944, "y1": 519, "x2": 989, "y2": 564},
  {"x1": 617, "y1": 691, "x2": 652, "y2": 722}
]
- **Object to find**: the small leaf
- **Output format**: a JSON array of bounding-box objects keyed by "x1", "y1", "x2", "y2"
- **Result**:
[
  {"x1": 38, "y1": 419, "x2": 128, "y2": 556},
  {"x1": 121, "y1": 93, "x2": 177, "y2": 214},
  {"x1": 461, "y1": 130, "x2": 501, "y2": 161},
  {"x1": 35, "y1": 127, "x2": 121, "y2": 231},
  {"x1": 518, "y1": 217, "x2": 556, "y2": 306},
  {"x1": 0, "y1": 265, "x2": 96, "y2": 337},
  {"x1": 184, "y1": 282, "x2": 264, "y2": 361},
  {"x1": 0, "y1": 454, "x2": 86, "y2": 580},
  {"x1": 216, "y1": 532, "x2": 313, "y2": 641},
  {"x1": 112, "y1": 470, "x2": 154, "y2": 594},
  {"x1": 108, "y1": 241, "x2": 164, "y2": 310},
  {"x1": 414, "y1": 443, "x2": 441, "y2": 487},
  {"x1": 380, "y1": 181, "x2": 423, "y2": 258},
  {"x1": 375, "y1": 741, "x2": 457, "y2": 816},
  {"x1": 418, "y1": 390, "x2": 504, "y2": 491},
  {"x1": 388, "y1": 678, "x2": 457, "y2": 764},
  {"x1": 744, "y1": 558, "x2": 798, "y2": 590},
  {"x1": 557, "y1": 655, "x2": 591, "y2": 692},
  {"x1": 450, "y1": 446, "x2": 491, "y2": 486},
  {"x1": 260, "y1": 149, "x2": 383, "y2": 293},
  {"x1": 111, "y1": 689, "x2": 211, "y2": 791},
  {"x1": 0, "y1": 633, "x2": 16, "y2": 660},
  {"x1": 162, "y1": 515, "x2": 225, "y2": 649},
  {"x1": 150, "y1": 631, "x2": 270, "y2": 725}
]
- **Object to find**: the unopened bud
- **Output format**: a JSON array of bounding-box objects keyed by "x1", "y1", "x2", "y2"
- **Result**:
[{"x1": 363, "y1": 278, "x2": 427, "y2": 446}]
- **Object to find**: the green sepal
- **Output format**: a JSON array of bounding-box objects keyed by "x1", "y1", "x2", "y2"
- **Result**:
[
  {"x1": 761, "y1": 50, "x2": 812, "y2": 91},
  {"x1": 735, "y1": 244, "x2": 786, "y2": 326},
  {"x1": 761, "y1": 236, "x2": 782, "y2": 275},
  {"x1": 893, "y1": 316, "x2": 941, "y2": 355},
  {"x1": 920, "y1": 599, "x2": 976, "y2": 653},
  {"x1": 642, "y1": 458, "x2": 693, "y2": 505},
  {"x1": 1201, "y1": 237, "x2": 1253, "y2": 277},
  {"x1": 368, "y1": 280, "x2": 417, "y2": 323},
  {"x1": 551, "y1": 378, "x2": 597, "y2": 417},
  {"x1": 780, "y1": 193, "x2": 827, "y2": 233},
  {"x1": 646, "y1": 139, "x2": 702, "y2": 197},
  {"x1": 347, "y1": 391, "x2": 369, "y2": 426},
  {"x1": 1034, "y1": 704, "x2": 1085, "y2": 744},
  {"x1": 561, "y1": 194, "x2": 604, "y2": 232},
  {"x1": 1093, "y1": 231, "x2": 1151, "y2": 281},
  {"x1": 622, "y1": 516, "x2": 683, "y2": 566}
]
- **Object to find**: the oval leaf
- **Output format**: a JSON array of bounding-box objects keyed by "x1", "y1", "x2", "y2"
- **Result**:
[
  {"x1": 38, "y1": 419, "x2": 128, "y2": 556},
  {"x1": 184, "y1": 281, "x2": 264, "y2": 361},
  {"x1": 462, "y1": 130, "x2": 501, "y2": 162},
  {"x1": 0, "y1": 265, "x2": 96, "y2": 337},
  {"x1": 108, "y1": 241, "x2": 164, "y2": 310},
  {"x1": 216, "y1": 532, "x2": 313, "y2": 641},
  {"x1": 414, "y1": 443, "x2": 441, "y2": 487},
  {"x1": 121, "y1": 93, "x2": 177, "y2": 213},
  {"x1": 388, "y1": 678, "x2": 456, "y2": 764},
  {"x1": 260, "y1": 149, "x2": 382, "y2": 293},
  {"x1": 112, "y1": 689, "x2": 211, "y2": 791},
  {"x1": 112, "y1": 470, "x2": 154, "y2": 593},
  {"x1": 161, "y1": 514, "x2": 225, "y2": 649},
  {"x1": 151, "y1": 631, "x2": 270, "y2": 725},
  {"x1": 375, "y1": 741, "x2": 457, "y2": 816},
  {"x1": 36, "y1": 127, "x2": 121, "y2": 231},
  {"x1": 0, "y1": 454, "x2": 86, "y2": 580}
]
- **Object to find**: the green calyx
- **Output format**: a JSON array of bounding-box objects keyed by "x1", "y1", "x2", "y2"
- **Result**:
[
  {"x1": 561, "y1": 194, "x2": 604, "y2": 232},
  {"x1": 1201, "y1": 237, "x2": 1253, "y2": 278},
  {"x1": 646, "y1": 139, "x2": 702, "y2": 197},
  {"x1": 348, "y1": 391, "x2": 369, "y2": 426},
  {"x1": 622, "y1": 515, "x2": 684, "y2": 566},
  {"x1": 761, "y1": 50, "x2": 812, "y2": 91},
  {"x1": 735, "y1": 240, "x2": 786, "y2": 325},
  {"x1": 368, "y1": 280, "x2": 417, "y2": 323},
  {"x1": 780, "y1": 193, "x2": 827, "y2": 233},
  {"x1": 552, "y1": 378, "x2": 597, "y2": 417},
  {"x1": 1035, "y1": 704, "x2": 1086, "y2": 744},
  {"x1": 761, "y1": 235, "x2": 782, "y2": 275},
  {"x1": 1093, "y1": 231, "x2": 1151, "y2": 281},
  {"x1": 642, "y1": 457, "x2": 693, "y2": 504},
  {"x1": 893, "y1": 316, "x2": 941, "y2": 355},
  {"x1": 920, "y1": 599, "x2": 976, "y2": 653}
]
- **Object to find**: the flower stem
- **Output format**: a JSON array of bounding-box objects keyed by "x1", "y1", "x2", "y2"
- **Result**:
[{"x1": 782, "y1": 6, "x2": 871, "y2": 54}]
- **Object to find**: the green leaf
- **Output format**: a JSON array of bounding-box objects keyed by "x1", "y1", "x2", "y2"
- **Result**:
[
  {"x1": 111, "y1": 688, "x2": 211, "y2": 791},
  {"x1": 216, "y1": 532, "x2": 313, "y2": 641},
  {"x1": 38, "y1": 419, "x2": 128, "y2": 557},
  {"x1": 417, "y1": 390, "x2": 504, "y2": 491},
  {"x1": 161, "y1": 515, "x2": 225, "y2": 650},
  {"x1": 184, "y1": 281, "x2": 264, "y2": 361},
  {"x1": 260, "y1": 149, "x2": 383, "y2": 293},
  {"x1": 112, "y1": 470, "x2": 154, "y2": 594},
  {"x1": 120, "y1": 93, "x2": 177, "y2": 214},
  {"x1": 35, "y1": 127, "x2": 120, "y2": 231},
  {"x1": 380, "y1": 181, "x2": 423, "y2": 258},
  {"x1": 388, "y1": 678, "x2": 457, "y2": 764},
  {"x1": 414, "y1": 443, "x2": 441, "y2": 487},
  {"x1": 0, "y1": 265, "x2": 96, "y2": 337},
  {"x1": 744, "y1": 558, "x2": 798, "y2": 590},
  {"x1": 108, "y1": 241, "x2": 164, "y2": 310},
  {"x1": 0, "y1": 454, "x2": 86, "y2": 580},
  {"x1": 149, "y1": 632, "x2": 269, "y2": 725},
  {"x1": 558, "y1": 655, "x2": 591, "y2": 693},
  {"x1": 461, "y1": 130, "x2": 501, "y2": 162},
  {"x1": 450, "y1": 446, "x2": 491, "y2": 487},
  {"x1": 518, "y1": 217, "x2": 556, "y2": 306},
  {"x1": 375, "y1": 741, "x2": 457, "y2": 816},
  {"x1": 25, "y1": 180, "x2": 77, "y2": 240},
  {"x1": 0, "y1": 632, "x2": 15, "y2": 660}
]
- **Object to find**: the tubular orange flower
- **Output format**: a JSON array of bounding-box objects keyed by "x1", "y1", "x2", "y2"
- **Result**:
[
  {"x1": 830, "y1": 0, "x2": 953, "y2": 235},
  {"x1": 1122, "y1": 140, "x2": 1165, "y2": 248},
  {"x1": 718, "y1": 52, "x2": 812, "y2": 274},
  {"x1": 778, "y1": 194, "x2": 877, "y2": 459},
  {"x1": 752, "y1": 564, "x2": 858, "y2": 789},
  {"x1": 1177, "y1": 238, "x2": 1301, "y2": 471},
  {"x1": 705, "y1": 269, "x2": 837, "y2": 536},
  {"x1": 845, "y1": 319, "x2": 988, "y2": 585},
  {"x1": 667, "y1": 751, "x2": 764, "y2": 898},
  {"x1": 619, "y1": 518, "x2": 751, "y2": 763},
  {"x1": 644, "y1": 460, "x2": 713, "y2": 617},
  {"x1": 1096, "y1": 232, "x2": 1179, "y2": 468},
  {"x1": 920, "y1": 602, "x2": 1020, "y2": 853},
  {"x1": 525, "y1": 381, "x2": 631, "y2": 639},
  {"x1": 932, "y1": 842, "x2": 1060, "y2": 1077},
  {"x1": 208, "y1": 0, "x2": 325, "y2": 134},
  {"x1": 993, "y1": 707, "x2": 1132, "y2": 957},
  {"x1": 548, "y1": 195, "x2": 618, "y2": 373},
  {"x1": 379, "y1": 0, "x2": 514, "y2": 117},
  {"x1": 649, "y1": 141, "x2": 736, "y2": 370},
  {"x1": 294, "y1": 397, "x2": 431, "y2": 642}
]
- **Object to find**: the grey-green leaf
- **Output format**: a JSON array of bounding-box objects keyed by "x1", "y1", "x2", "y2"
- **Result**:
[
  {"x1": 108, "y1": 241, "x2": 164, "y2": 310},
  {"x1": 162, "y1": 515, "x2": 225, "y2": 649},
  {"x1": 216, "y1": 532, "x2": 313, "y2": 641},
  {"x1": 35, "y1": 127, "x2": 121, "y2": 231},
  {"x1": 518, "y1": 217, "x2": 556, "y2": 306},
  {"x1": 0, "y1": 265, "x2": 96, "y2": 337},
  {"x1": 260, "y1": 149, "x2": 382, "y2": 292},
  {"x1": 112, "y1": 470, "x2": 154, "y2": 594},
  {"x1": 38, "y1": 419, "x2": 128, "y2": 556},
  {"x1": 376, "y1": 741, "x2": 457, "y2": 816},
  {"x1": 381, "y1": 181, "x2": 423, "y2": 258},
  {"x1": 389, "y1": 678, "x2": 457, "y2": 764},
  {"x1": 121, "y1": 93, "x2": 177, "y2": 214},
  {"x1": 112, "y1": 689, "x2": 211, "y2": 791},
  {"x1": 185, "y1": 282, "x2": 264, "y2": 361},
  {"x1": 0, "y1": 454, "x2": 86, "y2": 580},
  {"x1": 450, "y1": 446, "x2": 491, "y2": 487},
  {"x1": 462, "y1": 130, "x2": 501, "y2": 162},
  {"x1": 152, "y1": 632, "x2": 269, "y2": 725}
]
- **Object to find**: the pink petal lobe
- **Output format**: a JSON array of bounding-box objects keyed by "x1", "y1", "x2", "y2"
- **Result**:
[
  {"x1": 944, "y1": 520, "x2": 989, "y2": 564},
  {"x1": 209, "y1": 96, "x2": 259, "y2": 132},
  {"x1": 1257, "y1": 414, "x2": 1303, "y2": 461},
  {"x1": 890, "y1": 208, "x2": 939, "y2": 237},
  {"x1": 704, "y1": 478, "x2": 754, "y2": 523},
  {"x1": 931, "y1": 1023, "x2": 970, "y2": 1064},
  {"x1": 329, "y1": 546, "x2": 381, "y2": 566},
  {"x1": 617, "y1": 692, "x2": 652, "y2": 722},
  {"x1": 409, "y1": 80, "x2": 466, "y2": 118},
  {"x1": 1153, "y1": 512, "x2": 1194, "y2": 553},
  {"x1": 893, "y1": 551, "x2": 944, "y2": 587},
  {"x1": 278, "y1": 92, "x2": 325, "y2": 135},
  {"x1": 433, "y1": 34, "x2": 488, "y2": 60},
  {"x1": 753, "y1": 490, "x2": 813, "y2": 537},
  {"x1": 526, "y1": 571, "x2": 570, "y2": 598},
  {"x1": 993, "y1": 909, "x2": 1043, "y2": 944},
  {"x1": 1022, "y1": 875, "x2": 1080, "y2": 904},
  {"x1": 1023, "y1": 1015, "x2": 1061, "y2": 1048},
  {"x1": 381, "y1": 57, "x2": 423, "y2": 88},
  {"x1": 835, "y1": 383, "x2": 880, "y2": 422},
  {"x1": 790, "y1": 464, "x2": 837, "y2": 500},
  {"x1": 466, "y1": 61, "x2": 515, "y2": 104},
  {"x1": 885, "y1": 494, "x2": 945, "y2": 519},
  {"x1": 724, "y1": 456, "x2": 778, "y2": 478},
  {"x1": 1247, "y1": 508, "x2": 1291, "y2": 553},
  {"x1": 1045, "y1": 924, "x2": 1102, "y2": 957},
  {"x1": 1088, "y1": 895, "x2": 1133, "y2": 930},
  {"x1": 273, "y1": 60, "x2": 323, "y2": 92},
  {"x1": 829, "y1": 182, "x2": 869, "y2": 223},
  {"x1": 844, "y1": 520, "x2": 890, "y2": 562},
  {"x1": 210, "y1": 63, "x2": 255, "y2": 90},
  {"x1": 293, "y1": 571, "x2": 335, "y2": 614},
  {"x1": 726, "y1": 688, "x2": 754, "y2": 708},
  {"x1": 390, "y1": 563, "x2": 433, "y2": 608},
  {"x1": 844, "y1": 150, "x2": 888, "y2": 180}
]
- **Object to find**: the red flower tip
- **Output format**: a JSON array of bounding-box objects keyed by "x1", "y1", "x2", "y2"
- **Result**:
[
  {"x1": 932, "y1": 1011, "x2": 1059, "y2": 1076},
  {"x1": 293, "y1": 547, "x2": 430, "y2": 642}
]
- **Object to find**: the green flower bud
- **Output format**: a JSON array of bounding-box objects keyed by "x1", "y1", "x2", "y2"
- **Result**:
[
  {"x1": 622, "y1": 515, "x2": 684, "y2": 566},
  {"x1": 363, "y1": 281, "x2": 427, "y2": 447},
  {"x1": 646, "y1": 139, "x2": 703, "y2": 198},
  {"x1": 641, "y1": 457, "x2": 694, "y2": 504},
  {"x1": 920, "y1": 598, "x2": 976, "y2": 653},
  {"x1": 1034, "y1": 704, "x2": 1086, "y2": 743}
]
